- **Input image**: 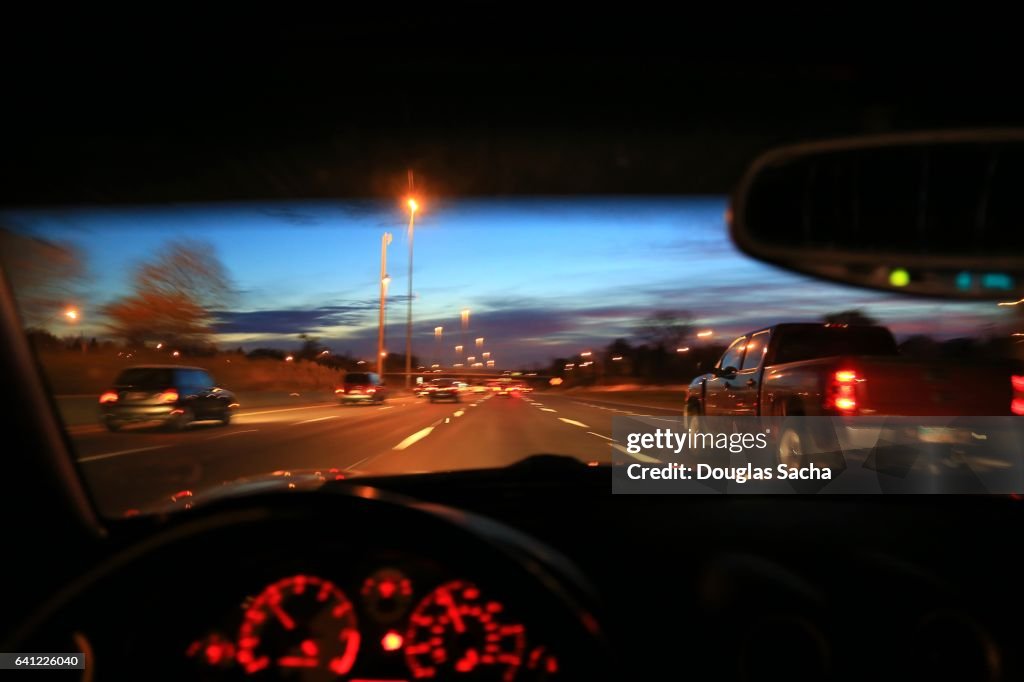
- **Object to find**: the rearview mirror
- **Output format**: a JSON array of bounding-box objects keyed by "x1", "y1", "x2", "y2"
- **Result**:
[{"x1": 731, "y1": 130, "x2": 1024, "y2": 300}]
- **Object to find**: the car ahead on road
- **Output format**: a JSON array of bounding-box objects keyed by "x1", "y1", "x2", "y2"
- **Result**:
[
  {"x1": 337, "y1": 372, "x2": 386, "y2": 405},
  {"x1": 98, "y1": 365, "x2": 235, "y2": 432},
  {"x1": 426, "y1": 378, "x2": 461, "y2": 403},
  {"x1": 686, "y1": 323, "x2": 1022, "y2": 464}
]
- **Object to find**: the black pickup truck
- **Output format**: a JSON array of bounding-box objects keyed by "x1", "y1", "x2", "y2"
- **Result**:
[{"x1": 685, "y1": 323, "x2": 1021, "y2": 421}]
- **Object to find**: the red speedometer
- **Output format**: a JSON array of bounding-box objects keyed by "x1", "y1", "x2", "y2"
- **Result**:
[
  {"x1": 236, "y1": 574, "x2": 360, "y2": 679},
  {"x1": 405, "y1": 580, "x2": 526, "y2": 681}
]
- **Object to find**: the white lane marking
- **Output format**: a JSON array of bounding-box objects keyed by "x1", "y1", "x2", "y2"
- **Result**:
[
  {"x1": 393, "y1": 426, "x2": 434, "y2": 450},
  {"x1": 345, "y1": 456, "x2": 371, "y2": 471},
  {"x1": 540, "y1": 408, "x2": 557, "y2": 413},
  {"x1": 453, "y1": 410, "x2": 465, "y2": 417},
  {"x1": 587, "y1": 432, "x2": 615, "y2": 441},
  {"x1": 558, "y1": 418, "x2": 590, "y2": 428},
  {"x1": 469, "y1": 404, "x2": 478, "y2": 408},
  {"x1": 611, "y1": 443, "x2": 662, "y2": 463},
  {"x1": 77, "y1": 445, "x2": 168, "y2": 463},
  {"x1": 293, "y1": 415, "x2": 340, "y2": 425},
  {"x1": 236, "y1": 403, "x2": 336, "y2": 417},
  {"x1": 206, "y1": 429, "x2": 259, "y2": 439},
  {"x1": 378, "y1": 406, "x2": 393, "y2": 410}
]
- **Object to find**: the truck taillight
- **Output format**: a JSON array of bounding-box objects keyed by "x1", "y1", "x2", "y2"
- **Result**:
[
  {"x1": 1013, "y1": 375, "x2": 1024, "y2": 415},
  {"x1": 99, "y1": 391, "x2": 118, "y2": 404},
  {"x1": 157, "y1": 389, "x2": 179, "y2": 403},
  {"x1": 829, "y1": 369, "x2": 859, "y2": 414}
]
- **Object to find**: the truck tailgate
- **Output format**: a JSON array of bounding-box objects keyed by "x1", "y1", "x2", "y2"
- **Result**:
[{"x1": 857, "y1": 357, "x2": 1013, "y2": 416}]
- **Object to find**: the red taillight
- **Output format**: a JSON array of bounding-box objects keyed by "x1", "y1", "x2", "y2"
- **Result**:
[
  {"x1": 1012, "y1": 375, "x2": 1024, "y2": 393},
  {"x1": 1013, "y1": 398, "x2": 1024, "y2": 416},
  {"x1": 99, "y1": 391, "x2": 118, "y2": 404},
  {"x1": 828, "y1": 369, "x2": 859, "y2": 414},
  {"x1": 157, "y1": 389, "x2": 179, "y2": 403},
  {"x1": 366, "y1": 387, "x2": 376, "y2": 394}
]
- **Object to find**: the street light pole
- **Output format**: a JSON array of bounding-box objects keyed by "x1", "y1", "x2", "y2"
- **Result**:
[
  {"x1": 405, "y1": 199, "x2": 418, "y2": 389},
  {"x1": 377, "y1": 232, "x2": 392, "y2": 377},
  {"x1": 460, "y1": 308, "x2": 470, "y2": 365}
]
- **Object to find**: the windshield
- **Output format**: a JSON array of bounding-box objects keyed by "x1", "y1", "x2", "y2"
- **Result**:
[{"x1": 1, "y1": 199, "x2": 1017, "y2": 516}]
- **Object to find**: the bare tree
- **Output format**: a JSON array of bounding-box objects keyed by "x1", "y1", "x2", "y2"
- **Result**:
[
  {"x1": 0, "y1": 229, "x2": 84, "y2": 328},
  {"x1": 102, "y1": 240, "x2": 233, "y2": 347},
  {"x1": 636, "y1": 310, "x2": 694, "y2": 350},
  {"x1": 823, "y1": 309, "x2": 879, "y2": 326}
]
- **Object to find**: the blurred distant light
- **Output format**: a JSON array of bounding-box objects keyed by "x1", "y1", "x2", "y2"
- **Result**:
[
  {"x1": 549, "y1": 377, "x2": 563, "y2": 386},
  {"x1": 998, "y1": 297, "x2": 1024, "y2": 306},
  {"x1": 320, "y1": 350, "x2": 330, "y2": 356},
  {"x1": 156, "y1": 342, "x2": 163, "y2": 349},
  {"x1": 676, "y1": 347, "x2": 690, "y2": 353},
  {"x1": 475, "y1": 337, "x2": 484, "y2": 347},
  {"x1": 472, "y1": 362, "x2": 483, "y2": 367},
  {"x1": 482, "y1": 352, "x2": 490, "y2": 359},
  {"x1": 453, "y1": 363, "x2": 464, "y2": 367},
  {"x1": 357, "y1": 360, "x2": 366, "y2": 365},
  {"x1": 888, "y1": 268, "x2": 911, "y2": 287},
  {"x1": 580, "y1": 351, "x2": 592, "y2": 357},
  {"x1": 380, "y1": 351, "x2": 387, "y2": 357},
  {"x1": 64, "y1": 307, "x2": 79, "y2": 321},
  {"x1": 407, "y1": 198, "x2": 419, "y2": 213},
  {"x1": 956, "y1": 271, "x2": 973, "y2": 291},
  {"x1": 696, "y1": 330, "x2": 713, "y2": 338},
  {"x1": 172, "y1": 351, "x2": 180, "y2": 357},
  {"x1": 434, "y1": 326, "x2": 443, "y2": 337},
  {"x1": 612, "y1": 356, "x2": 623, "y2": 361},
  {"x1": 431, "y1": 364, "x2": 440, "y2": 368}
]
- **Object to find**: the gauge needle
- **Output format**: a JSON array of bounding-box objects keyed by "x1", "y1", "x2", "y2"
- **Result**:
[
  {"x1": 437, "y1": 589, "x2": 466, "y2": 633},
  {"x1": 269, "y1": 602, "x2": 296, "y2": 631}
]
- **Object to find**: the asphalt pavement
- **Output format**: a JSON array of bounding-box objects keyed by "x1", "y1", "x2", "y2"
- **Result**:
[{"x1": 70, "y1": 391, "x2": 681, "y2": 515}]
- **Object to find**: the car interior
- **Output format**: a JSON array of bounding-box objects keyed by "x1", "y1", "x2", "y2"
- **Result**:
[{"x1": 4, "y1": 24, "x2": 1024, "y2": 682}]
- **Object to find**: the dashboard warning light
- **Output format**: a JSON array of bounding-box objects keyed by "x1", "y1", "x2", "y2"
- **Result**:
[{"x1": 381, "y1": 630, "x2": 404, "y2": 652}]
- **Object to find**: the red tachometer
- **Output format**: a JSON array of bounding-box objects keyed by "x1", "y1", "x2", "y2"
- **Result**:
[
  {"x1": 405, "y1": 580, "x2": 525, "y2": 681},
  {"x1": 236, "y1": 574, "x2": 360, "y2": 679}
]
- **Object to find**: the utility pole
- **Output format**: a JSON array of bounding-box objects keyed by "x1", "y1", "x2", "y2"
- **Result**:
[{"x1": 377, "y1": 232, "x2": 392, "y2": 377}]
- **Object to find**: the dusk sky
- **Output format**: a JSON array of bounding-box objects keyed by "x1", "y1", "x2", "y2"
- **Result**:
[{"x1": 4, "y1": 198, "x2": 1015, "y2": 366}]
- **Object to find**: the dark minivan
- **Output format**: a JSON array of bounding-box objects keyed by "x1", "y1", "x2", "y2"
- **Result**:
[
  {"x1": 99, "y1": 365, "x2": 236, "y2": 431},
  {"x1": 337, "y1": 371, "x2": 386, "y2": 405}
]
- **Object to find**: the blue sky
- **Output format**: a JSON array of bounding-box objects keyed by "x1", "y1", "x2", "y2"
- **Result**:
[{"x1": 4, "y1": 198, "x2": 1013, "y2": 366}]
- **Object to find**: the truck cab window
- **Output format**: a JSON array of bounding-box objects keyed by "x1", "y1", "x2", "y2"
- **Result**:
[{"x1": 718, "y1": 337, "x2": 747, "y2": 372}]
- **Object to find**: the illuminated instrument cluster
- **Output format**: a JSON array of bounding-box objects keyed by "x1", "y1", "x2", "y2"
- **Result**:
[{"x1": 186, "y1": 568, "x2": 559, "y2": 681}]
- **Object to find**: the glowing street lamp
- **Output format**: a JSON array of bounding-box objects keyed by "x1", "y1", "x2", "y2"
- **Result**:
[
  {"x1": 696, "y1": 330, "x2": 713, "y2": 338},
  {"x1": 482, "y1": 352, "x2": 490, "y2": 359},
  {"x1": 64, "y1": 307, "x2": 79, "y2": 321},
  {"x1": 475, "y1": 337, "x2": 484, "y2": 348}
]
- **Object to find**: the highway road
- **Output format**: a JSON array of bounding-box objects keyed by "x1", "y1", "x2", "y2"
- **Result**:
[{"x1": 70, "y1": 391, "x2": 680, "y2": 516}]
